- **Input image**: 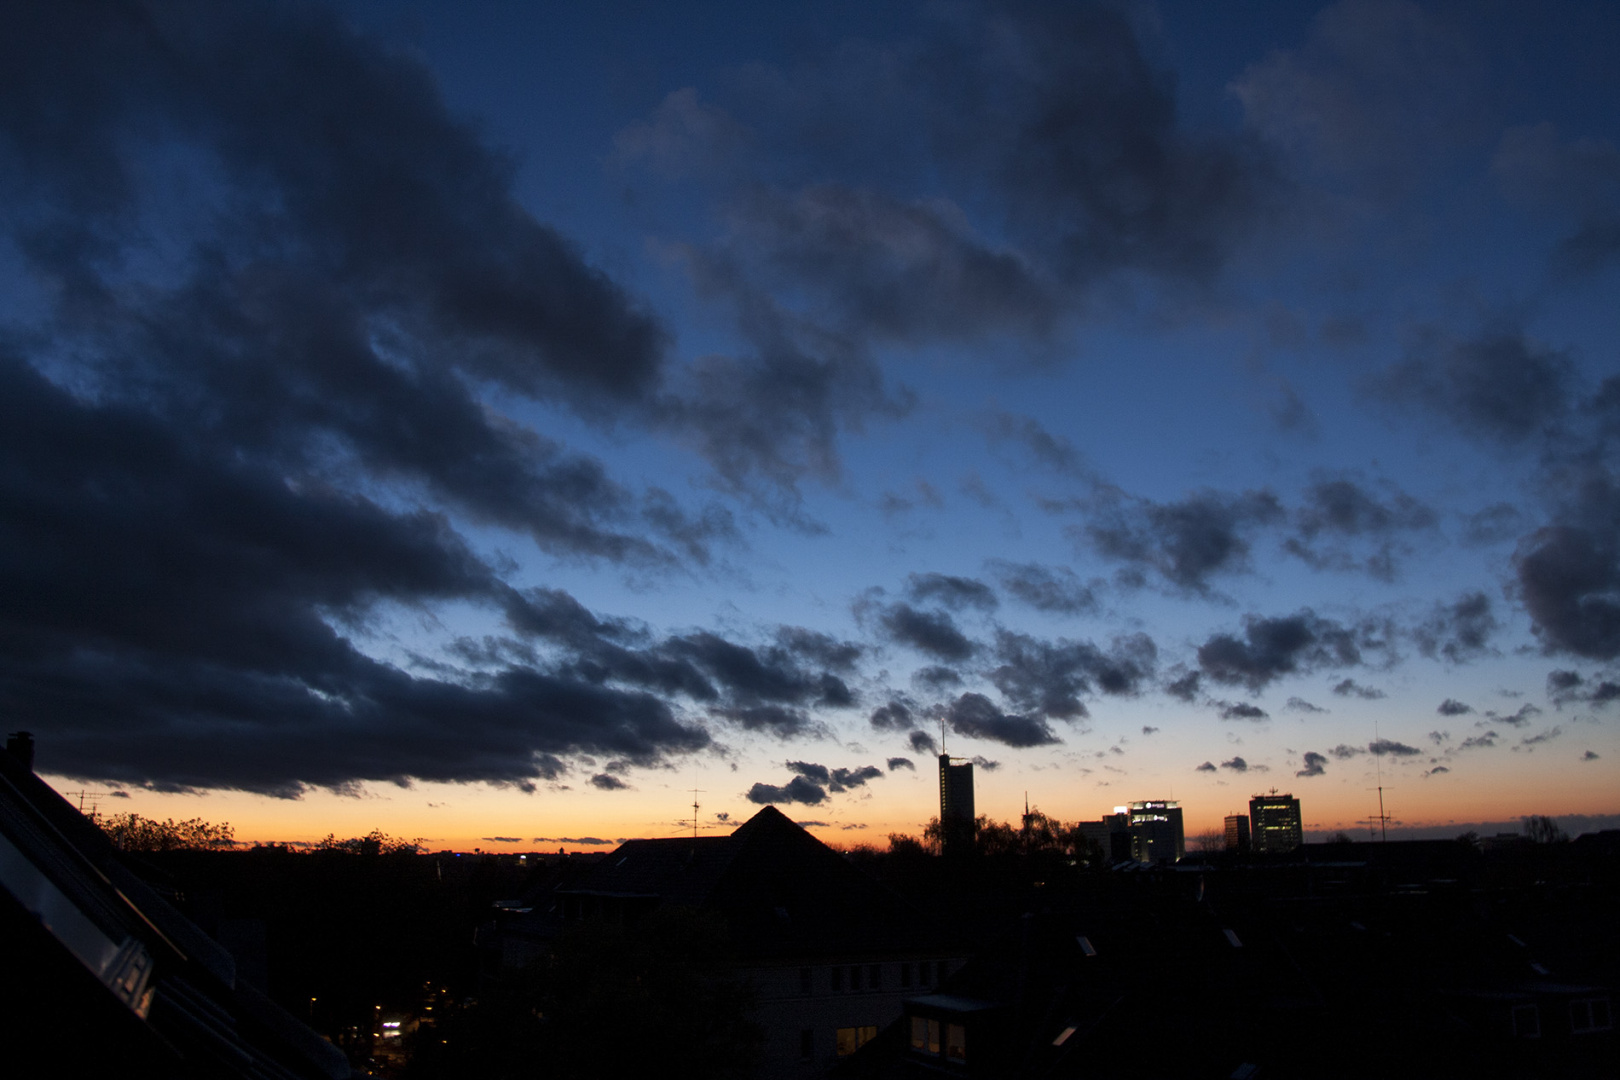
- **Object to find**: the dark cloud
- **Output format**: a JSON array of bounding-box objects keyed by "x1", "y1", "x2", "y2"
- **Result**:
[
  {"x1": 1197, "y1": 611, "x2": 1367, "y2": 692},
  {"x1": 1492, "y1": 123, "x2": 1620, "y2": 279},
  {"x1": 1424, "y1": 766, "x2": 1450, "y2": 777},
  {"x1": 1141, "y1": 726, "x2": 1160, "y2": 736},
  {"x1": 1300, "y1": 477, "x2": 1434, "y2": 539},
  {"x1": 1283, "y1": 476, "x2": 1436, "y2": 580},
  {"x1": 482, "y1": 837, "x2": 523, "y2": 844},
  {"x1": 745, "y1": 776, "x2": 827, "y2": 806},
  {"x1": 535, "y1": 837, "x2": 615, "y2": 846},
  {"x1": 658, "y1": 306, "x2": 911, "y2": 513},
  {"x1": 626, "y1": 0, "x2": 1278, "y2": 344},
  {"x1": 988, "y1": 560, "x2": 1100, "y2": 616},
  {"x1": 0, "y1": 361, "x2": 717, "y2": 792},
  {"x1": 905, "y1": 572, "x2": 999, "y2": 612},
  {"x1": 1084, "y1": 489, "x2": 1284, "y2": 593},
  {"x1": 829, "y1": 765, "x2": 884, "y2": 792},
  {"x1": 1232, "y1": 0, "x2": 1487, "y2": 198},
  {"x1": 1413, "y1": 592, "x2": 1499, "y2": 663},
  {"x1": 1221, "y1": 757, "x2": 1249, "y2": 772},
  {"x1": 1220, "y1": 702, "x2": 1269, "y2": 721},
  {"x1": 869, "y1": 698, "x2": 915, "y2": 731},
  {"x1": 869, "y1": 601, "x2": 978, "y2": 662},
  {"x1": 1516, "y1": 475, "x2": 1620, "y2": 660},
  {"x1": 1437, "y1": 699, "x2": 1474, "y2": 716},
  {"x1": 886, "y1": 757, "x2": 914, "y2": 771},
  {"x1": 941, "y1": 692, "x2": 1060, "y2": 749},
  {"x1": 1583, "y1": 750, "x2": 1601, "y2": 761},
  {"x1": 908, "y1": 729, "x2": 939, "y2": 755},
  {"x1": 988, "y1": 630, "x2": 1156, "y2": 721},
  {"x1": 1463, "y1": 503, "x2": 1525, "y2": 546},
  {"x1": 786, "y1": 761, "x2": 832, "y2": 784},
  {"x1": 693, "y1": 183, "x2": 1061, "y2": 344},
  {"x1": 0, "y1": 2, "x2": 804, "y2": 792},
  {"x1": 1368, "y1": 739, "x2": 1421, "y2": 758},
  {"x1": 1329, "y1": 744, "x2": 1364, "y2": 759},
  {"x1": 969, "y1": 756, "x2": 1001, "y2": 772},
  {"x1": 1460, "y1": 731, "x2": 1499, "y2": 751},
  {"x1": 1195, "y1": 761, "x2": 1217, "y2": 773},
  {"x1": 713, "y1": 705, "x2": 817, "y2": 739},
  {"x1": 912, "y1": 665, "x2": 965, "y2": 692},
  {"x1": 981, "y1": 412, "x2": 1091, "y2": 478},
  {"x1": 1285, "y1": 697, "x2": 1327, "y2": 714},
  {"x1": 1332, "y1": 678, "x2": 1386, "y2": 700},
  {"x1": 772, "y1": 626, "x2": 864, "y2": 672},
  {"x1": 1165, "y1": 671, "x2": 1203, "y2": 702},
  {"x1": 1520, "y1": 728, "x2": 1562, "y2": 747},
  {"x1": 1543, "y1": 668, "x2": 1618, "y2": 709},
  {"x1": 589, "y1": 774, "x2": 629, "y2": 791},
  {"x1": 1488, "y1": 704, "x2": 1542, "y2": 728},
  {"x1": 1375, "y1": 328, "x2": 1575, "y2": 445},
  {"x1": 1297, "y1": 751, "x2": 1328, "y2": 778},
  {"x1": 656, "y1": 630, "x2": 860, "y2": 722}
]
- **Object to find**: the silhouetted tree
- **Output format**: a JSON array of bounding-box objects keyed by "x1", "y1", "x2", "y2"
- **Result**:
[
  {"x1": 1521, "y1": 814, "x2": 1568, "y2": 844},
  {"x1": 96, "y1": 812, "x2": 236, "y2": 851},
  {"x1": 314, "y1": 829, "x2": 423, "y2": 855}
]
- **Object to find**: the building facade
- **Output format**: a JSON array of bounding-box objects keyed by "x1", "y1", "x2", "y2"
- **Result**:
[
  {"x1": 1125, "y1": 800, "x2": 1184, "y2": 863},
  {"x1": 1225, "y1": 814, "x2": 1251, "y2": 853},
  {"x1": 938, "y1": 755, "x2": 976, "y2": 858},
  {"x1": 1249, "y1": 793, "x2": 1303, "y2": 854}
]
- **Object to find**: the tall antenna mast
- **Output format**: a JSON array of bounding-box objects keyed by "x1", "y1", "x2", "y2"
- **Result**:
[
  {"x1": 940, "y1": 715, "x2": 947, "y2": 757},
  {"x1": 1372, "y1": 722, "x2": 1389, "y2": 842},
  {"x1": 689, "y1": 787, "x2": 705, "y2": 842}
]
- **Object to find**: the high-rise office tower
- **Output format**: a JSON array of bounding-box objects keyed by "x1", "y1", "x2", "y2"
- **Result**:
[
  {"x1": 1224, "y1": 814, "x2": 1251, "y2": 853},
  {"x1": 1125, "y1": 800, "x2": 1184, "y2": 863},
  {"x1": 1249, "y1": 792, "x2": 1302, "y2": 854},
  {"x1": 938, "y1": 755, "x2": 975, "y2": 858}
]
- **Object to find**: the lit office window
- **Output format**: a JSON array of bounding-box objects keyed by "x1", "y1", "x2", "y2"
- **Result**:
[{"x1": 837, "y1": 1026, "x2": 878, "y2": 1056}]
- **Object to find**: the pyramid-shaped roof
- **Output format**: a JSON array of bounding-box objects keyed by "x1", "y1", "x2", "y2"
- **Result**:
[{"x1": 563, "y1": 805, "x2": 950, "y2": 960}]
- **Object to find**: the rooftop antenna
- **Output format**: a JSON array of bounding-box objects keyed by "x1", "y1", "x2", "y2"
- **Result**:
[
  {"x1": 1370, "y1": 722, "x2": 1391, "y2": 842},
  {"x1": 64, "y1": 790, "x2": 108, "y2": 817}
]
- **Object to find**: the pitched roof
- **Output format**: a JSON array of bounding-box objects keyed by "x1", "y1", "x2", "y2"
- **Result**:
[{"x1": 564, "y1": 805, "x2": 952, "y2": 959}]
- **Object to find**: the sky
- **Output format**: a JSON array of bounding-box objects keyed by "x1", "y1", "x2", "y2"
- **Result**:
[{"x1": 3, "y1": 0, "x2": 1618, "y2": 851}]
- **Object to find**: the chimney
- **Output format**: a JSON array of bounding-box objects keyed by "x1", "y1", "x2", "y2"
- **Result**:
[{"x1": 6, "y1": 731, "x2": 35, "y2": 771}]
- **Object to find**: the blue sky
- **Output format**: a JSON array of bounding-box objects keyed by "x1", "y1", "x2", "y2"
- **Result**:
[{"x1": 3, "y1": 0, "x2": 1617, "y2": 845}]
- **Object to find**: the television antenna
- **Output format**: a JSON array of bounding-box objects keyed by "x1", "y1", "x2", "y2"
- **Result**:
[
  {"x1": 64, "y1": 790, "x2": 109, "y2": 817},
  {"x1": 1368, "y1": 723, "x2": 1392, "y2": 842},
  {"x1": 688, "y1": 787, "x2": 705, "y2": 842}
]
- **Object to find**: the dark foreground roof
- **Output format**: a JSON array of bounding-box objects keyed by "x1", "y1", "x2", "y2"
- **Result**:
[{"x1": 0, "y1": 738, "x2": 350, "y2": 1079}]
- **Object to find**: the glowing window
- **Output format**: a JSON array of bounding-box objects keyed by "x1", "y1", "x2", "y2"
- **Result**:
[
  {"x1": 945, "y1": 1023, "x2": 966, "y2": 1062},
  {"x1": 837, "y1": 1026, "x2": 878, "y2": 1056}
]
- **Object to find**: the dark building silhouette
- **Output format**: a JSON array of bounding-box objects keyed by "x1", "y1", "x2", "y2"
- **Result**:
[
  {"x1": 938, "y1": 754, "x2": 975, "y2": 859},
  {"x1": 497, "y1": 805, "x2": 967, "y2": 1076},
  {"x1": 1250, "y1": 792, "x2": 1303, "y2": 854},
  {"x1": 1225, "y1": 813, "x2": 1251, "y2": 853}
]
